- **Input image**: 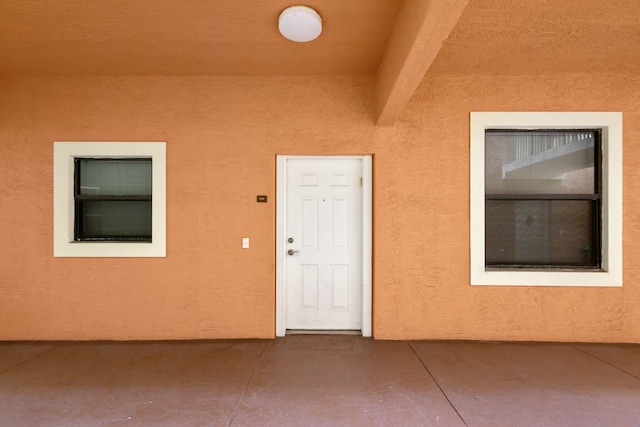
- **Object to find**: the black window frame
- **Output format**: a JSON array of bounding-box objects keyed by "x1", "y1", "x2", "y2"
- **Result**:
[
  {"x1": 484, "y1": 128, "x2": 602, "y2": 270},
  {"x1": 74, "y1": 157, "x2": 153, "y2": 242}
]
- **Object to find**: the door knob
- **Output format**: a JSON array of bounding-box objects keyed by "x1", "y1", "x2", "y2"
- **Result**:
[{"x1": 287, "y1": 249, "x2": 299, "y2": 256}]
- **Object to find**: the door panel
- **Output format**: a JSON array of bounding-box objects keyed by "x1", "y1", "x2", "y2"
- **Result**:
[{"x1": 285, "y1": 158, "x2": 363, "y2": 330}]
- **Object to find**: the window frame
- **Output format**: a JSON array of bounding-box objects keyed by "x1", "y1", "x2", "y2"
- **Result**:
[
  {"x1": 74, "y1": 158, "x2": 153, "y2": 242},
  {"x1": 484, "y1": 128, "x2": 602, "y2": 269},
  {"x1": 470, "y1": 112, "x2": 622, "y2": 287},
  {"x1": 54, "y1": 142, "x2": 166, "y2": 257}
]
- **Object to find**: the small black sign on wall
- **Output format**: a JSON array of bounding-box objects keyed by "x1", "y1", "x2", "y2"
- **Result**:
[{"x1": 256, "y1": 195, "x2": 268, "y2": 203}]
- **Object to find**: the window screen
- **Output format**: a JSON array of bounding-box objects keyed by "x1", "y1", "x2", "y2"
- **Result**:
[
  {"x1": 74, "y1": 158, "x2": 152, "y2": 241},
  {"x1": 485, "y1": 130, "x2": 601, "y2": 268}
]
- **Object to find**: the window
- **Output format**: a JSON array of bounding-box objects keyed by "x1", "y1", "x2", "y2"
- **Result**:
[
  {"x1": 485, "y1": 130, "x2": 601, "y2": 268},
  {"x1": 470, "y1": 113, "x2": 622, "y2": 286},
  {"x1": 75, "y1": 159, "x2": 152, "y2": 241},
  {"x1": 54, "y1": 142, "x2": 166, "y2": 257}
]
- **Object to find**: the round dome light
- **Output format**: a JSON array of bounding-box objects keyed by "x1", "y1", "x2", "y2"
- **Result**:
[{"x1": 278, "y1": 6, "x2": 322, "y2": 43}]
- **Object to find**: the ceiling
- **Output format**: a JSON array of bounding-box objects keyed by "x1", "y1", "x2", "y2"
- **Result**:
[
  {"x1": 0, "y1": 0, "x2": 404, "y2": 76},
  {"x1": 2, "y1": 0, "x2": 638, "y2": 124},
  {"x1": 1, "y1": 0, "x2": 638, "y2": 77},
  {"x1": 431, "y1": 0, "x2": 640, "y2": 75}
]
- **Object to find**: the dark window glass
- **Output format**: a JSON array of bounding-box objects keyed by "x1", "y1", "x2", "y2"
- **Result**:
[
  {"x1": 74, "y1": 159, "x2": 152, "y2": 241},
  {"x1": 485, "y1": 130, "x2": 601, "y2": 269}
]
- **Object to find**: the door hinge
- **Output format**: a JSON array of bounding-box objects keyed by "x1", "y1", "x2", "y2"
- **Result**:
[{"x1": 360, "y1": 177, "x2": 363, "y2": 187}]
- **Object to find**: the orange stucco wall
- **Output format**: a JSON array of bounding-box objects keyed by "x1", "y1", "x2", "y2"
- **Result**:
[{"x1": 1, "y1": 74, "x2": 639, "y2": 341}]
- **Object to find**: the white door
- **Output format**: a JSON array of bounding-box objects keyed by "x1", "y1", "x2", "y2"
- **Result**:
[{"x1": 284, "y1": 157, "x2": 363, "y2": 331}]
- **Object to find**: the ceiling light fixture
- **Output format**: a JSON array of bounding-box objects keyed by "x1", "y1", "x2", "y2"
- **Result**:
[{"x1": 278, "y1": 6, "x2": 322, "y2": 43}]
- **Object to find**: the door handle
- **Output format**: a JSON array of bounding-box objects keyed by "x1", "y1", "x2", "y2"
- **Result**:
[{"x1": 287, "y1": 249, "x2": 299, "y2": 256}]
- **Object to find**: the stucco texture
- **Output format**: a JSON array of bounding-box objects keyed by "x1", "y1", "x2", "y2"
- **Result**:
[{"x1": 1, "y1": 74, "x2": 639, "y2": 341}]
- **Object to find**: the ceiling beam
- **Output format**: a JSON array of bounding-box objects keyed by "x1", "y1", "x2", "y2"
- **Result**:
[{"x1": 375, "y1": 0, "x2": 470, "y2": 126}]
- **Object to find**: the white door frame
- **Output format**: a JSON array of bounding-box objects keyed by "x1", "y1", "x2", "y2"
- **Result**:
[{"x1": 276, "y1": 155, "x2": 372, "y2": 337}]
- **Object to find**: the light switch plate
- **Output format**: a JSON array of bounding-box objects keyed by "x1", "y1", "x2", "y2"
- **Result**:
[{"x1": 242, "y1": 238, "x2": 249, "y2": 249}]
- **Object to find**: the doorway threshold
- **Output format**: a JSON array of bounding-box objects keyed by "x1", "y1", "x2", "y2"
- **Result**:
[{"x1": 286, "y1": 330, "x2": 362, "y2": 336}]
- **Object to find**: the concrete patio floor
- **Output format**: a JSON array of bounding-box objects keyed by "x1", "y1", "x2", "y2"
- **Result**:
[{"x1": 1, "y1": 335, "x2": 639, "y2": 426}]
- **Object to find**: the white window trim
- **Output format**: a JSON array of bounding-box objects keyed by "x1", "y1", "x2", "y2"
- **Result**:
[
  {"x1": 470, "y1": 112, "x2": 622, "y2": 287},
  {"x1": 54, "y1": 142, "x2": 166, "y2": 257}
]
